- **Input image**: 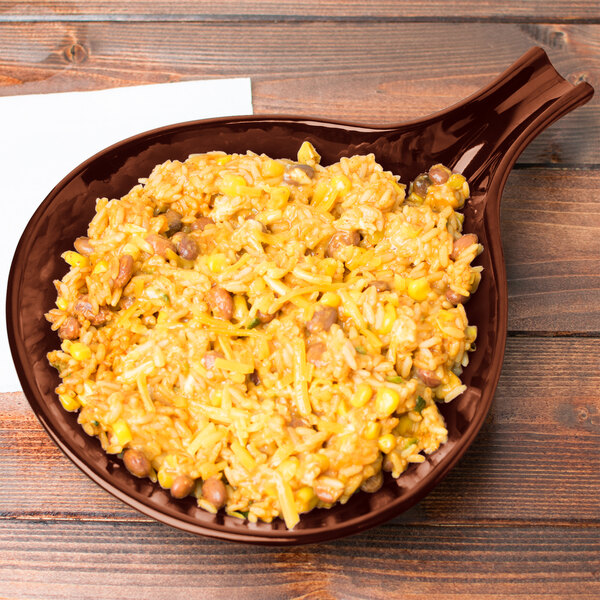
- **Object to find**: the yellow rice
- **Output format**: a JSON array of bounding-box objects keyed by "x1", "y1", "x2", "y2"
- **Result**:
[{"x1": 46, "y1": 142, "x2": 482, "y2": 528}]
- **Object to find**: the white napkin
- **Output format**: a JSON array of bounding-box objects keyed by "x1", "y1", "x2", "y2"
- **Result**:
[{"x1": 1, "y1": 78, "x2": 253, "y2": 392}]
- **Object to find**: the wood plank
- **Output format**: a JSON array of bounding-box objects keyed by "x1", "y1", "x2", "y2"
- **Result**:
[
  {"x1": 0, "y1": 22, "x2": 597, "y2": 165},
  {"x1": 0, "y1": 0, "x2": 599, "y2": 21},
  {"x1": 2, "y1": 339, "x2": 598, "y2": 524},
  {"x1": 502, "y1": 169, "x2": 600, "y2": 332},
  {"x1": 0, "y1": 519, "x2": 598, "y2": 600}
]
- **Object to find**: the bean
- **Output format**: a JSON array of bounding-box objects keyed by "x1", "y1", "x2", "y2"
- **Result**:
[
  {"x1": 190, "y1": 216, "x2": 214, "y2": 232},
  {"x1": 283, "y1": 163, "x2": 315, "y2": 185},
  {"x1": 74, "y1": 236, "x2": 94, "y2": 256},
  {"x1": 74, "y1": 295, "x2": 111, "y2": 326},
  {"x1": 58, "y1": 316, "x2": 80, "y2": 340},
  {"x1": 201, "y1": 350, "x2": 224, "y2": 369},
  {"x1": 119, "y1": 296, "x2": 135, "y2": 310},
  {"x1": 306, "y1": 342, "x2": 327, "y2": 367},
  {"x1": 164, "y1": 209, "x2": 183, "y2": 236},
  {"x1": 450, "y1": 233, "x2": 478, "y2": 260},
  {"x1": 367, "y1": 280, "x2": 391, "y2": 293},
  {"x1": 206, "y1": 286, "x2": 233, "y2": 320},
  {"x1": 416, "y1": 368, "x2": 442, "y2": 387},
  {"x1": 202, "y1": 477, "x2": 227, "y2": 509},
  {"x1": 123, "y1": 448, "x2": 151, "y2": 478},
  {"x1": 446, "y1": 288, "x2": 469, "y2": 305},
  {"x1": 289, "y1": 414, "x2": 308, "y2": 428},
  {"x1": 256, "y1": 310, "x2": 275, "y2": 324},
  {"x1": 412, "y1": 173, "x2": 431, "y2": 197},
  {"x1": 326, "y1": 230, "x2": 360, "y2": 258},
  {"x1": 314, "y1": 479, "x2": 344, "y2": 504},
  {"x1": 145, "y1": 233, "x2": 176, "y2": 258},
  {"x1": 249, "y1": 370, "x2": 260, "y2": 386},
  {"x1": 113, "y1": 254, "x2": 134, "y2": 289},
  {"x1": 170, "y1": 474, "x2": 195, "y2": 499},
  {"x1": 306, "y1": 306, "x2": 338, "y2": 334},
  {"x1": 174, "y1": 233, "x2": 199, "y2": 260},
  {"x1": 428, "y1": 164, "x2": 450, "y2": 184},
  {"x1": 360, "y1": 471, "x2": 383, "y2": 494}
]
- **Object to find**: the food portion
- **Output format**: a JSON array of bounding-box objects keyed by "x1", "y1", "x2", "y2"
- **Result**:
[{"x1": 46, "y1": 143, "x2": 482, "y2": 528}]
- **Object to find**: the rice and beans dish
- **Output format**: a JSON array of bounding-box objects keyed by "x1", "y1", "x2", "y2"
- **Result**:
[{"x1": 46, "y1": 142, "x2": 482, "y2": 528}]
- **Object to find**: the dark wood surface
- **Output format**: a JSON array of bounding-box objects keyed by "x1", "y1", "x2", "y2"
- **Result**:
[{"x1": 1, "y1": 2, "x2": 599, "y2": 598}]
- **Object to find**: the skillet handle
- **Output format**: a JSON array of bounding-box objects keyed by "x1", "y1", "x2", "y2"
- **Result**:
[{"x1": 448, "y1": 46, "x2": 593, "y2": 198}]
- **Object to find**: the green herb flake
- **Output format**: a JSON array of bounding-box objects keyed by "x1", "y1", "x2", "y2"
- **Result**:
[
  {"x1": 246, "y1": 317, "x2": 260, "y2": 329},
  {"x1": 415, "y1": 396, "x2": 426, "y2": 413},
  {"x1": 91, "y1": 420, "x2": 100, "y2": 427},
  {"x1": 386, "y1": 375, "x2": 404, "y2": 384},
  {"x1": 355, "y1": 346, "x2": 367, "y2": 355},
  {"x1": 404, "y1": 438, "x2": 418, "y2": 449}
]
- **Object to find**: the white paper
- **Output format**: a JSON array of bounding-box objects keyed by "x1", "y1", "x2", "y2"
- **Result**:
[{"x1": 1, "y1": 78, "x2": 253, "y2": 392}]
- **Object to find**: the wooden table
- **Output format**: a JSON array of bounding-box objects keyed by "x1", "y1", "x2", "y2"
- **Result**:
[{"x1": 1, "y1": 2, "x2": 599, "y2": 598}]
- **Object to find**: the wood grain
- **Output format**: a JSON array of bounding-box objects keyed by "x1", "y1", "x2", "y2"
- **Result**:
[
  {"x1": 1, "y1": 0, "x2": 599, "y2": 21},
  {"x1": 0, "y1": 519, "x2": 598, "y2": 600},
  {"x1": 0, "y1": 22, "x2": 597, "y2": 165},
  {"x1": 2, "y1": 339, "x2": 598, "y2": 524}
]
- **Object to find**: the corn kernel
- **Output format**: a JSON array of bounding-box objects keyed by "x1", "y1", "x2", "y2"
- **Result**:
[
  {"x1": 320, "y1": 292, "x2": 341, "y2": 308},
  {"x1": 157, "y1": 467, "x2": 174, "y2": 489},
  {"x1": 350, "y1": 383, "x2": 373, "y2": 408},
  {"x1": 378, "y1": 303, "x2": 397, "y2": 335},
  {"x1": 207, "y1": 253, "x2": 228, "y2": 273},
  {"x1": 68, "y1": 342, "x2": 92, "y2": 361},
  {"x1": 407, "y1": 277, "x2": 431, "y2": 302},
  {"x1": 218, "y1": 173, "x2": 248, "y2": 197},
  {"x1": 122, "y1": 242, "x2": 141, "y2": 261},
  {"x1": 448, "y1": 173, "x2": 466, "y2": 190},
  {"x1": 375, "y1": 387, "x2": 401, "y2": 417},
  {"x1": 92, "y1": 260, "x2": 108, "y2": 275},
  {"x1": 233, "y1": 295, "x2": 249, "y2": 321},
  {"x1": 268, "y1": 185, "x2": 290, "y2": 209},
  {"x1": 314, "y1": 453, "x2": 330, "y2": 473},
  {"x1": 331, "y1": 174, "x2": 351, "y2": 197},
  {"x1": 297, "y1": 141, "x2": 321, "y2": 165},
  {"x1": 278, "y1": 457, "x2": 299, "y2": 480},
  {"x1": 210, "y1": 390, "x2": 223, "y2": 407},
  {"x1": 295, "y1": 486, "x2": 318, "y2": 513},
  {"x1": 364, "y1": 421, "x2": 381, "y2": 440},
  {"x1": 397, "y1": 414, "x2": 414, "y2": 435},
  {"x1": 378, "y1": 433, "x2": 397, "y2": 454},
  {"x1": 63, "y1": 251, "x2": 89, "y2": 268},
  {"x1": 216, "y1": 154, "x2": 233, "y2": 166},
  {"x1": 366, "y1": 230, "x2": 384, "y2": 245},
  {"x1": 263, "y1": 158, "x2": 285, "y2": 177},
  {"x1": 311, "y1": 179, "x2": 329, "y2": 206},
  {"x1": 112, "y1": 418, "x2": 132, "y2": 446},
  {"x1": 58, "y1": 393, "x2": 80, "y2": 412},
  {"x1": 336, "y1": 399, "x2": 349, "y2": 417},
  {"x1": 321, "y1": 258, "x2": 338, "y2": 277},
  {"x1": 156, "y1": 309, "x2": 168, "y2": 324},
  {"x1": 56, "y1": 297, "x2": 68, "y2": 311}
]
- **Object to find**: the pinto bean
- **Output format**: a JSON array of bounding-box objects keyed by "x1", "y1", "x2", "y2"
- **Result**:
[
  {"x1": 256, "y1": 310, "x2": 275, "y2": 324},
  {"x1": 450, "y1": 233, "x2": 478, "y2": 260},
  {"x1": 412, "y1": 173, "x2": 431, "y2": 197},
  {"x1": 74, "y1": 236, "x2": 94, "y2": 256},
  {"x1": 416, "y1": 368, "x2": 442, "y2": 387},
  {"x1": 326, "y1": 230, "x2": 360, "y2": 258},
  {"x1": 164, "y1": 209, "x2": 183, "y2": 236},
  {"x1": 58, "y1": 316, "x2": 80, "y2": 340},
  {"x1": 145, "y1": 233, "x2": 176, "y2": 258},
  {"x1": 175, "y1": 234, "x2": 199, "y2": 260},
  {"x1": 202, "y1": 477, "x2": 227, "y2": 509},
  {"x1": 201, "y1": 350, "x2": 225, "y2": 369},
  {"x1": 119, "y1": 296, "x2": 135, "y2": 310},
  {"x1": 306, "y1": 306, "x2": 338, "y2": 334},
  {"x1": 113, "y1": 254, "x2": 134, "y2": 289},
  {"x1": 367, "y1": 280, "x2": 391, "y2": 293},
  {"x1": 170, "y1": 474, "x2": 195, "y2": 499},
  {"x1": 206, "y1": 286, "x2": 234, "y2": 320},
  {"x1": 190, "y1": 216, "x2": 214, "y2": 232},
  {"x1": 360, "y1": 471, "x2": 383, "y2": 494},
  {"x1": 306, "y1": 342, "x2": 327, "y2": 367},
  {"x1": 123, "y1": 448, "x2": 151, "y2": 478},
  {"x1": 446, "y1": 288, "x2": 469, "y2": 305},
  {"x1": 73, "y1": 295, "x2": 111, "y2": 326},
  {"x1": 283, "y1": 163, "x2": 315, "y2": 185},
  {"x1": 428, "y1": 164, "x2": 450, "y2": 185}
]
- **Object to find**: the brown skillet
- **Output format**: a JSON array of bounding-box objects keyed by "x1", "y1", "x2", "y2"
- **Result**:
[{"x1": 7, "y1": 47, "x2": 594, "y2": 544}]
